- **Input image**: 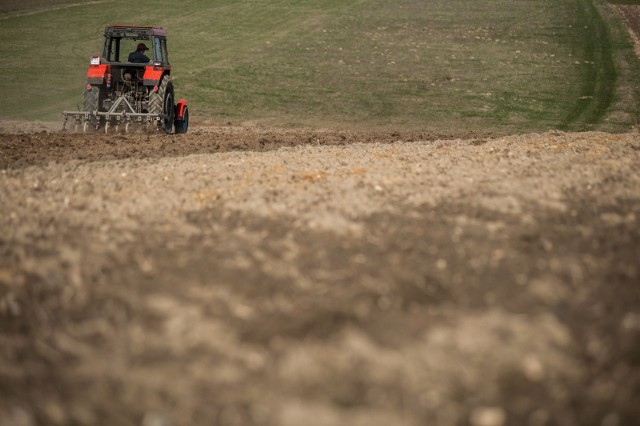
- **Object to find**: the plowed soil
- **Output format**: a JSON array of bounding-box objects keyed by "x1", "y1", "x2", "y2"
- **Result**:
[
  {"x1": 1, "y1": 122, "x2": 639, "y2": 426},
  {"x1": 0, "y1": 125, "x2": 495, "y2": 170}
]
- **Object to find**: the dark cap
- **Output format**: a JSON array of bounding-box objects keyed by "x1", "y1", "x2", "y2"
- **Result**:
[{"x1": 137, "y1": 43, "x2": 149, "y2": 51}]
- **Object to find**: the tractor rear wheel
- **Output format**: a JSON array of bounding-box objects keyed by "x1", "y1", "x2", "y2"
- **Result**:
[
  {"x1": 83, "y1": 86, "x2": 98, "y2": 112},
  {"x1": 83, "y1": 82, "x2": 104, "y2": 128},
  {"x1": 149, "y1": 76, "x2": 174, "y2": 134},
  {"x1": 84, "y1": 82, "x2": 104, "y2": 111}
]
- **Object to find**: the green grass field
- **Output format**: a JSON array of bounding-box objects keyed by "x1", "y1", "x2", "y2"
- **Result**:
[{"x1": 0, "y1": 0, "x2": 639, "y2": 132}]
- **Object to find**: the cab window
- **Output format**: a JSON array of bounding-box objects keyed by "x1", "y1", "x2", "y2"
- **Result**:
[
  {"x1": 161, "y1": 39, "x2": 170, "y2": 65},
  {"x1": 153, "y1": 37, "x2": 164, "y2": 64}
]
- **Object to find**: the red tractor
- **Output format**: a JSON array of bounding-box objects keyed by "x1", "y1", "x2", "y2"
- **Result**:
[{"x1": 64, "y1": 25, "x2": 189, "y2": 134}]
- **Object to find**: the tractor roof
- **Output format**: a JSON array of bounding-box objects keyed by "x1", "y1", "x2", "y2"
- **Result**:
[{"x1": 105, "y1": 25, "x2": 167, "y2": 38}]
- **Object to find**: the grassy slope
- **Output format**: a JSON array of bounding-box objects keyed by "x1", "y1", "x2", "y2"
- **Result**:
[
  {"x1": 0, "y1": 0, "x2": 95, "y2": 16},
  {"x1": 0, "y1": 0, "x2": 638, "y2": 132}
]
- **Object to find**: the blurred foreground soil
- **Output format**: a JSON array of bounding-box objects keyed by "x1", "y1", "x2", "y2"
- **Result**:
[{"x1": 1, "y1": 124, "x2": 639, "y2": 426}]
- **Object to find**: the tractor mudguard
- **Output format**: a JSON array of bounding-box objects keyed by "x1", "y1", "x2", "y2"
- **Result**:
[
  {"x1": 87, "y1": 64, "x2": 109, "y2": 85},
  {"x1": 175, "y1": 99, "x2": 187, "y2": 120},
  {"x1": 143, "y1": 66, "x2": 164, "y2": 86}
]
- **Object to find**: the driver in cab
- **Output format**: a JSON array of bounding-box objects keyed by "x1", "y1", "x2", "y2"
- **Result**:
[{"x1": 128, "y1": 43, "x2": 150, "y2": 63}]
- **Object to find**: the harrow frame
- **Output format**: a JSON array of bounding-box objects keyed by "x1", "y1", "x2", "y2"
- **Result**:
[{"x1": 63, "y1": 92, "x2": 166, "y2": 134}]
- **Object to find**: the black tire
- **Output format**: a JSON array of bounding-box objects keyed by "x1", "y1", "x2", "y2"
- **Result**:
[
  {"x1": 83, "y1": 82, "x2": 105, "y2": 127},
  {"x1": 83, "y1": 82, "x2": 100, "y2": 113},
  {"x1": 174, "y1": 106, "x2": 189, "y2": 134},
  {"x1": 149, "y1": 76, "x2": 174, "y2": 134}
]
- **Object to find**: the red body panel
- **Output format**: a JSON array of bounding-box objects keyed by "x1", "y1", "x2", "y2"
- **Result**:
[
  {"x1": 143, "y1": 66, "x2": 164, "y2": 85},
  {"x1": 86, "y1": 64, "x2": 109, "y2": 80}
]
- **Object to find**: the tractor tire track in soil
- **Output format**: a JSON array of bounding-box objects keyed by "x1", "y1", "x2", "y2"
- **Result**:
[
  {"x1": 611, "y1": 3, "x2": 640, "y2": 59},
  {"x1": 1, "y1": 124, "x2": 640, "y2": 426}
]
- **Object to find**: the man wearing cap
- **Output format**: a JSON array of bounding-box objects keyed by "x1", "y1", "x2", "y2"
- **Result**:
[{"x1": 128, "y1": 43, "x2": 150, "y2": 63}]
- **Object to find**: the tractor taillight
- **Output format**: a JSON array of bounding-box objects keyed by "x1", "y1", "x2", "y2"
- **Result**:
[
  {"x1": 153, "y1": 86, "x2": 159, "y2": 92},
  {"x1": 86, "y1": 84, "x2": 92, "y2": 91}
]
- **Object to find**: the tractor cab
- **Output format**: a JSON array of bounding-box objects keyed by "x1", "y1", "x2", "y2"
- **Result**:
[
  {"x1": 102, "y1": 26, "x2": 169, "y2": 66},
  {"x1": 100, "y1": 25, "x2": 170, "y2": 86}
]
